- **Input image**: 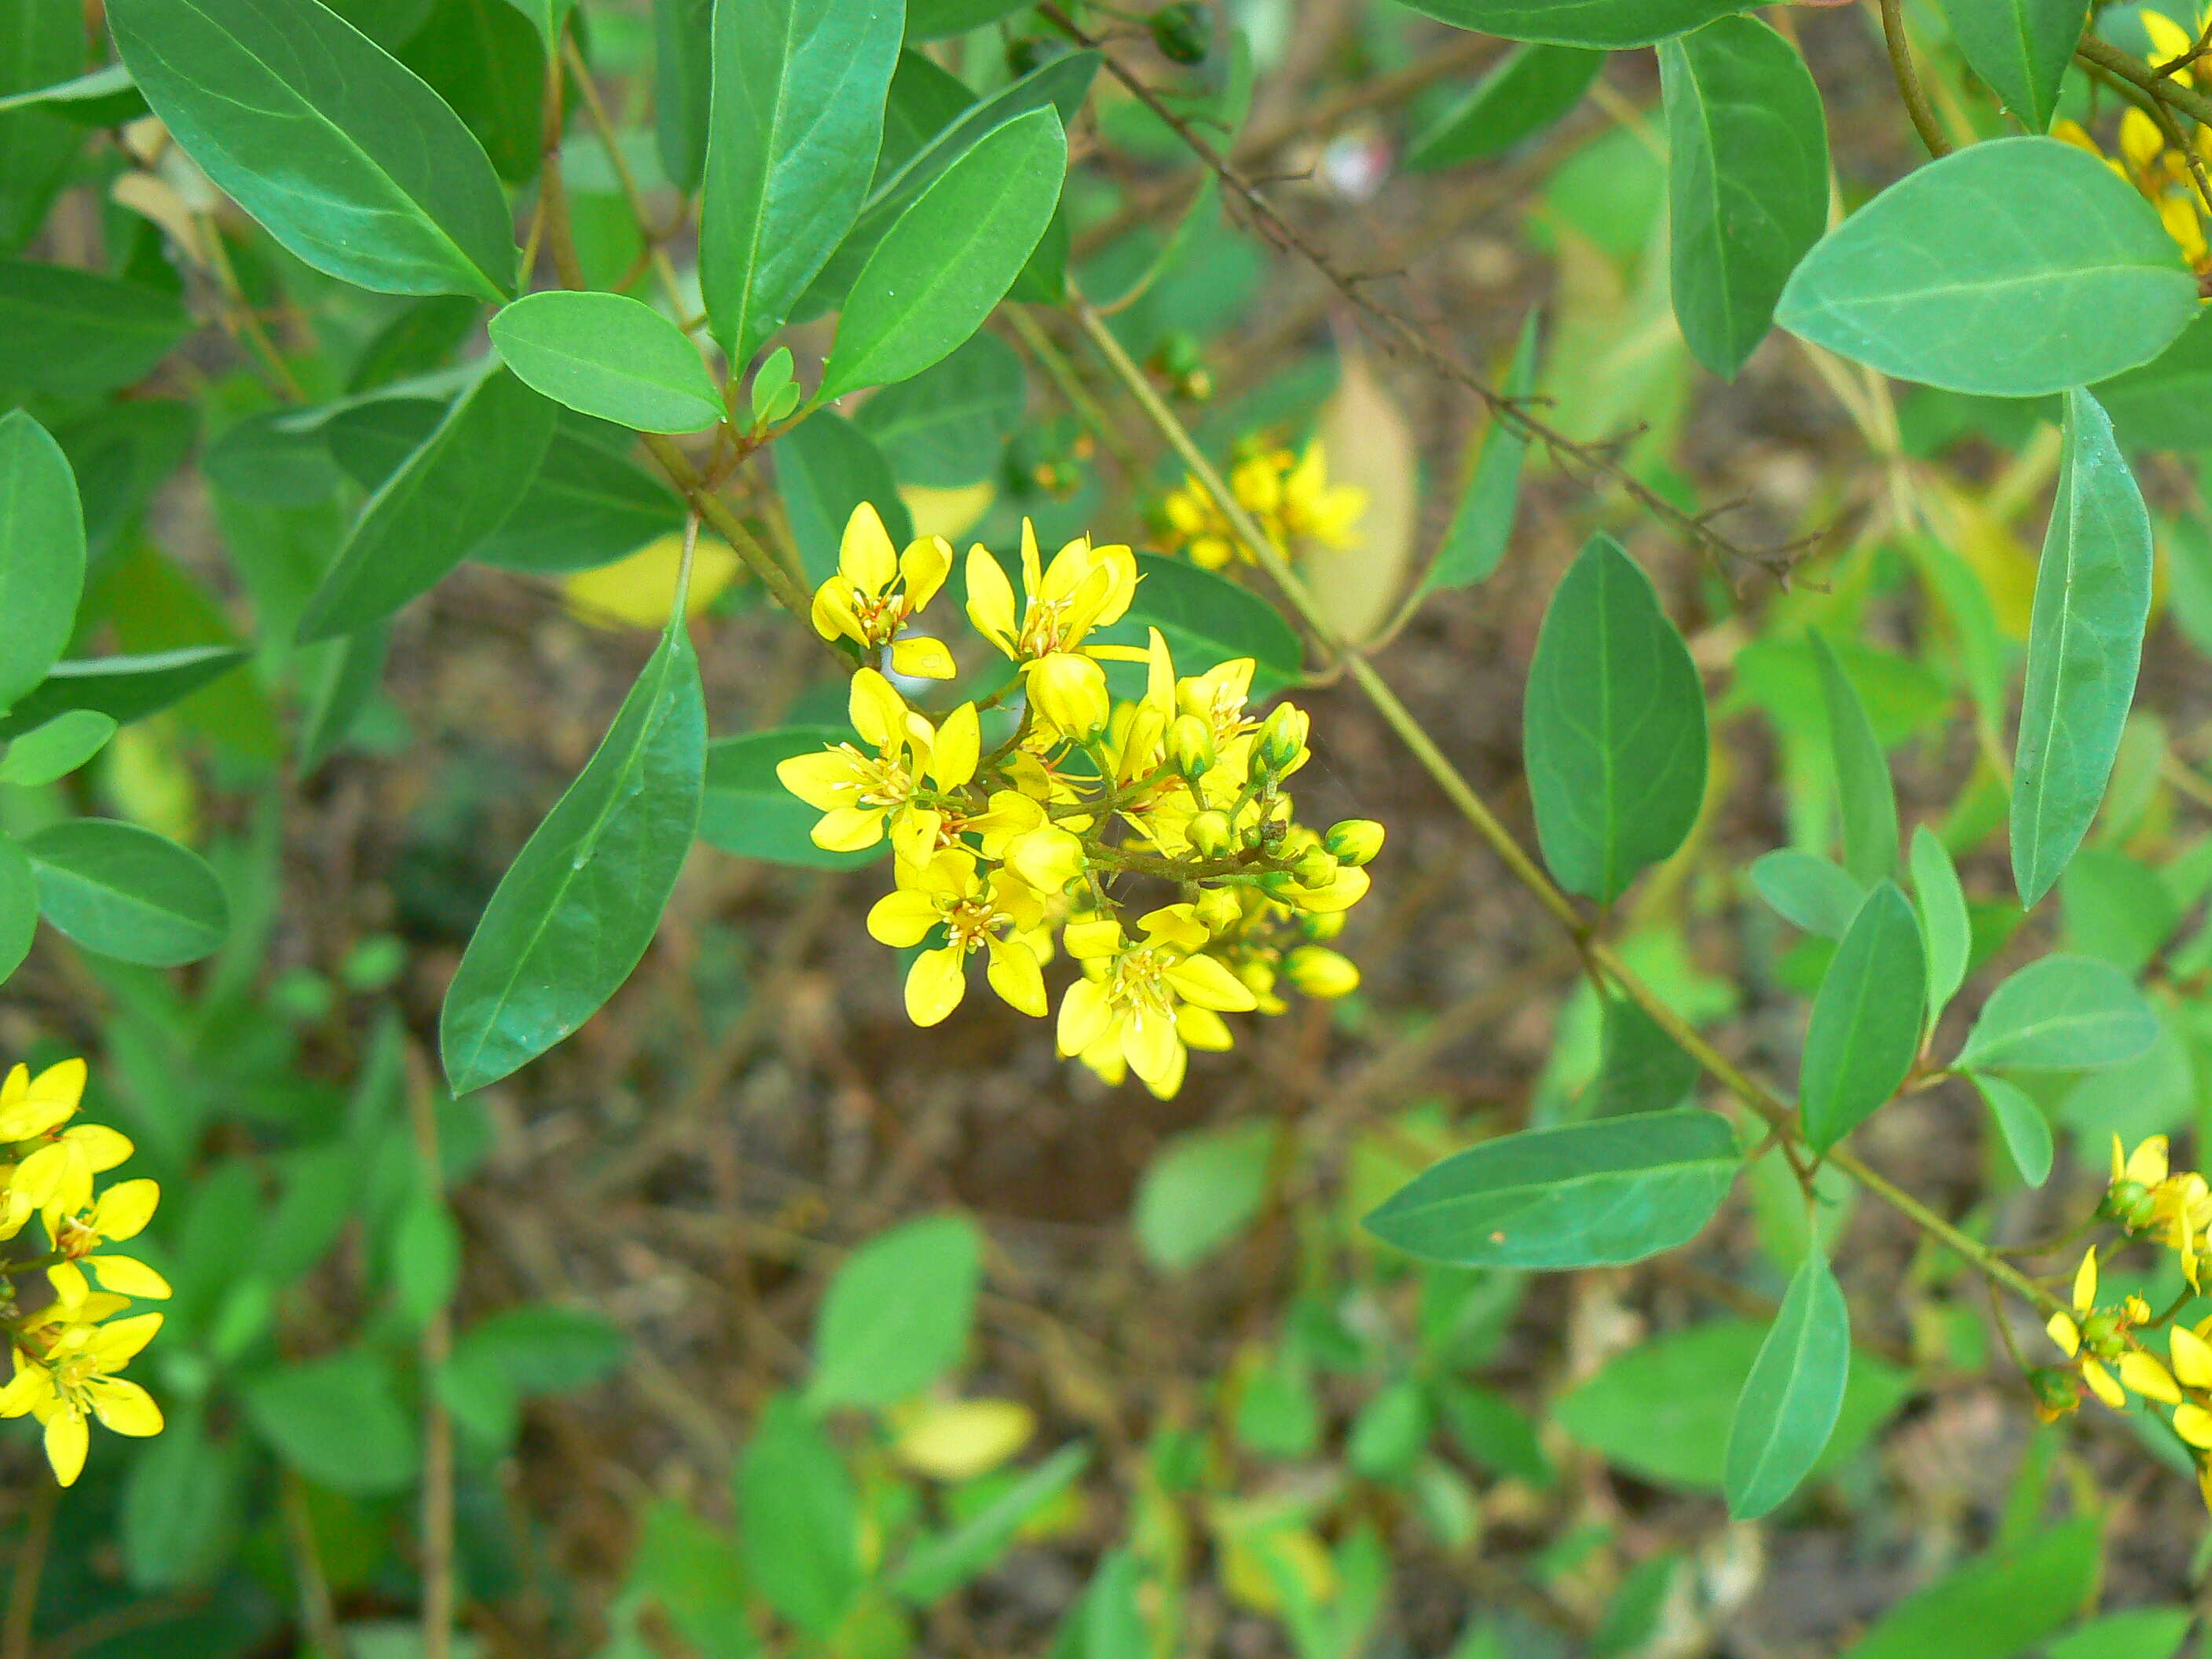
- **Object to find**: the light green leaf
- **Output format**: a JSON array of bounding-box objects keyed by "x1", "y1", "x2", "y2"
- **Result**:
[
  {"x1": 1957, "y1": 953, "x2": 2159, "y2": 1070},
  {"x1": 850, "y1": 331, "x2": 1026, "y2": 488},
  {"x1": 1839, "y1": 1520, "x2": 2099, "y2": 1659},
  {"x1": 0, "y1": 834, "x2": 32, "y2": 982},
  {"x1": 1749, "y1": 848, "x2": 1863, "y2": 938},
  {"x1": 701, "y1": 727, "x2": 885, "y2": 870},
  {"x1": 1812, "y1": 631, "x2": 1899, "y2": 885},
  {"x1": 1394, "y1": 0, "x2": 1755, "y2": 47},
  {"x1": 490, "y1": 291, "x2": 725, "y2": 433},
  {"x1": 1943, "y1": 0, "x2": 2082, "y2": 131},
  {"x1": 1910, "y1": 825, "x2": 1971, "y2": 1024},
  {"x1": 819, "y1": 106, "x2": 1068, "y2": 401},
  {"x1": 807, "y1": 1214, "x2": 982, "y2": 1410},
  {"x1": 1971, "y1": 1071, "x2": 2054, "y2": 1186},
  {"x1": 1133, "y1": 1120, "x2": 1283, "y2": 1272},
  {"x1": 297, "y1": 368, "x2": 556, "y2": 642},
  {"x1": 0, "y1": 408, "x2": 82, "y2": 712},
  {"x1": 0, "y1": 60, "x2": 132, "y2": 119},
  {"x1": 0, "y1": 259, "x2": 190, "y2": 399},
  {"x1": 1423, "y1": 312, "x2": 1538, "y2": 593},
  {"x1": 1800, "y1": 882, "x2": 1925, "y2": 1153},
  {"x1": 0, "y1": 646, "x2": 250, "y2": 742},
  {"x1": 1658, "y1": 16, "x2": 1828, "y2": 378},
  {"x1": 391, "y1": 1188, "x2": 460, "y2": 1327},
  {"x1": 2012, "y1": 388, "x2": 2152, "y2": 906},
  {"x1": 1776, "y1": 138, "x2": 2197, "y2": 397},
  {"x1": 440, "y1": 624, "x2": 705, "y2": 1093},
  {"x1": 738, "y1": 1395, "x2": 860, "y2": 1635},
  {"x1": 699, "y1": 0, "x2": 903, "y2": 359},
  {"x1": 1724, "y1": 1246, "x2": 1849, "y2": 1518},
  {"x1": 1408, "y1": 46, "x2": 1602, "y2": 169},
  {"x1": 25, "y1": 819, "x2": 229, "y2": 965},
  {"x1": 1524, "y1": 534, "x2": 1708, "y2": 903},
  {"x1": 108, "y1": 0, "x2": 515, "y2": 298},
  {"x1": 0, "y1": 710, "x2": 117, "y2": 786},
  {"x1": 2044, "y1": 1608, "x2": 2194, "y2": 1659},
  {"x1": 1364, "y1": 1109, "x2": 1740, "y2": 1269},
  {"x1": 890, "y1": 1444, "x2": 1091, "y2": 1602},
  {"x1": 240, "y1": 1350, "x2": 419, "y2": 1495}
]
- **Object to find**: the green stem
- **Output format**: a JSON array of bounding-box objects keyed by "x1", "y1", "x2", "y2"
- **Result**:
[
  {"x1": 2080, "y1": 35, "x2": 2212, "y2": 127},
  {"x1": 1879, "y1": 0, "x2": 1954, "y2": 158}
]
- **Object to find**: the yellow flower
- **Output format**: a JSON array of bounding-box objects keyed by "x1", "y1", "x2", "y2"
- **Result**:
[
  {"x1": 1159, "y1": 442, "x2": 1367, "y2": 569},
  {"x1": 0, "y1": 1310, "x2": 164, "y2": 1486},
  {"x1": 1057, "y1": 903, "x2": 1258, "y2": 1097},
  {"x1": 0, "y1": 1059, "x2": 86, "y2": 1141},
  {"x1": 4, "y1": 1122, "x2": 134, "y2": 1240},
  {"x1": 2045, "y1": 1248, "x2": 2128, "y2": 1409},
  {"x1": 46, "y1": 1178, "x2": 169, "y2": 1307},
  {"x1": 1276, "y1": 442, "x2": 1367, "y2": 548},
  {"x1": 866, "y1": 849, "x2": 1050, "y2": 1025},
  {"x1": 2054, "y1": 93, "x2": 2212, "y2": 273},
  {"x1": 776, "y1": 670, "x2": 978, "y2": 863},
  {"x1": 808, "y1": 502, "x2": 956, "y2": 679}
]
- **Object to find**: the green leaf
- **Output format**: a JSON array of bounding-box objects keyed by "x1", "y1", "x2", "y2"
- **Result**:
[
  {"x1": 851, "y1": 331, "x2": 1026, "y2": 488},
  {"x1": 452, "y1": 1303, "x2": 625, "y2": 1393},
  {"x1": 1910, "y1": 825, "x2": 1971, "y2": 1025},
  {"x1": 1972, "y1": 1071, "x2": 2054, "y2": 1186},
  {"x1": 1657, "y1": 16, "x2": 1828, "y2": 378},
  {"x1": 1749, "y1": 848, "x2": 1864, "y2": 938},
  {"x1": 1800, "y1": 882, "x2": 1925, "y2": 1153},
  {"x1": 300, "y1": 625, "x2": 390, "y2": 773},
  {"x1": 1133, "y1": 1120, "x2": 1283, "y2": 1272},
  {"x1": 906, "y1": 0, "x2": 1025, "y2": 33},
  {"x1": 0, "y1": 409, "x2": 83, "y2": 713},
  {"x1": 119, "y1": 1407, "x2": 245, "y2": 1591},
  {"x1": 2092, "y1": 308, "x2": 2212, "y2": 451},
  {"x1": 0, "y1": 710, "x2": 116, "y2": 786},
  {"x1": 490, "y1": 291, "x2": 725, "y2": 433},
  {"x1": 391, "y1": 1188, "x2": 460, "y2": 1326},
  {"x1": 1523, "y1": 535, "x2": 1708, "y2": 903},
  {"x1": 701, "y1": 726, "x2": 885, "y2": 869},
  {"x1": 0, "y1": 646, "x2": 251, "y2": 742},
  {"x1": 807, "y1": 1213, "x2": 981, "y2": 1410},
  {"x1": 880, "y1": 48, "x2": 976, "y2": 180},
  {"x1": 1838, "y1": 1521, "x2": 2099, "y2": 1659},
  {"x1": 651, "y1": 0, "x2": 713, "y2": 192},
  {"x1": 241, "y1": 1351, "x2": 417, "y2": 1494},
  {"x1": 1943, "y1": 0, "x2": 2082, "y2": 131},
  {"x1": 440, "y1": 624, "x2": 705, "y2": 1092},
  {"x1": 1723, "y1": 1246, "x2": 1849, "y2": 1518},
  {"x1": 2044, "y1": 1608, "x2": 2194, "y2": 1659},
  {"x1": 298, "y1": 369, "x2": 556, "y2": 642},
  {"x1": 0, "y1": 258, "x2": 190, "y2": 400},
  {"x1": 820, "y1": 106, "x2": 1068, "y2": 401},
  {"x1": 24, "y1": 819, "x2": 229, "y2": 965},
  {"x1": 1393, "y1": 0, "x2": 1754, "y2": 46},
  {"x1": 1423, "y1": 312, "x2": 1538, "y2": 593},
  {"x1": 737, "y1": 1393, "x2": 862, "y2": 1637},
  {"x1": 1364, "y1": 1109, "x2": 1740, "y2": 1269},
  {"x1": 108, "y1": 0, "x2": 515, "y2": 298},
  {"x1": 345, "y1": 295, "x2": 484, "y2": 394},
  {"x1": 1582, "y1": 995, "x2": 1700, "y2": 1119},
  {"x1": 772, "y1": 408, "x2": 912, "y2": 584},
  {"x1": 498, "y1": 0, "x2": 570, "y2": 49},
  {"x1": 1092, "y1": 554, "x2": 1306, "y2": 696},
  {"x1": 0, "y1": 0, "x2": 88, "y2": 251},
  {"x1": 0, "y1": 62, "x2": 136, "y2": 120},
  {"x1": 889, "y1": 1443, "x2": 1091, "y2": 1602},
  {"x1": 1957, "y1": 953, "x2": 2159, "y2": 1070},
  {"x1": 399, "y1": 0, "x2": 545, "y2": 185},
  {"x1": 1775, "y1": 138, "x2": 2197, "y2": 397},
  {"x1": 476, "y1": 430, "x2": 686, "y2": 572},
  {"x1": 1438, "y1": 1382, "x2": 1554, "y2": 1487},
  {"x1": 698, "y1": 0, "x2": 903, "y2": 359},
  {"x1": 2012, "y1": 388, "x2": 2152, "y2": 906},
  {"x1": 0, "y1": 834, "x2": 32, "y2": 982},
  {"x1": 1812, "y1": 631, "x2": 1899, "y2": 885},
  {"x1": 1407, "y1": 46, "x2": 1602, "y2": 169}
]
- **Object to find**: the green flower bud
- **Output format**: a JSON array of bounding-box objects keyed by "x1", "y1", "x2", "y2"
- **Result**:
[
  {"x1": 1284, "y1": 945, "x2": 1360, "y2": 998},
  {"x1": 1254, "y1": 704, "x2": 1310, "y2": 772},
  {"x1": 1324, "y1": 819, "x2": 1385, "y2": 866},
  {"x1": 1301, "y1": 910, "x2": 1346, "y2": 943},
  {"x1": 2027, "y1": 1367, "x2": 2078, "y2": 1419},
  {"x1": 1150, "y1": 1, "x2": 1210, "y2": 64},
  {"x1": 1168, "y1": 712, "x2": 1216, "y2": 779},
  {"x1": 1294, "y1": 847, "x2": 1337, "y2": 888},
  {"x1": 1194, "y1": 886, "x2": 1241, "y2": 934},
  {"x1": 1188, "y1": 810, "x2": 1236, "y2": 859}
]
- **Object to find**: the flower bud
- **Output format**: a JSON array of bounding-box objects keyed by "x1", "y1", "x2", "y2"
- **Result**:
[
  {"x1": 1149, "y1": 1, "x2": 1210, "y2": 64},
  {"x1": 1027, "y1": 653, "x2": 1109, "y2": 738},
  {"x1": 1301, "y1": 910, "x2": 1346, "y2": 943},
  {"x1": 1193, "y1": 886, "x2": 1241, "y2": 934},
  {"x1": 1294, "y1": 846, "x2": 1337, "y2": 888},
  {"x1": 1284, "y1": 945, "x2": 1359, "y2": 999},
  {"x1": 1324, "y1": 819, "x2": 1385, "y2": 866},
  {"x1": 1168, "y1": 713, "x2": 1216, "y2": 779},
  {"x1": 2027, "y1": 1367, "x2": 2079, "y2": 1423},
  {"x1": 2100, "y1": 1178, "x2": 2161, "y2": 1234},
  {"x1": 1005, "y1": 826, "x2": 1086, "y2": 893},
  {"x1": 1254, "y1": 704, "x2": 1309, "y2": 772},
  {"x1": 1188, "y1": 809, "x2": 1235, "y2": 859}
]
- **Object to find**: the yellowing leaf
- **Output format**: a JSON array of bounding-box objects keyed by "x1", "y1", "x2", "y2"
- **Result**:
[
  {"x1": 901, "y1": 480, "x2": 995, "y2": 543},
  {"x1": 891, "y1": 1397, "x2": 1036, "y2": 1481},
  {"x1": 560, "y1": 532, "x2": 739, "y2": 630},
  {"x1": 1304, "y1": 345, "x2": 1416, "y2": 645},
  {"x1": 1922, "y1": 481, "x2": 2035, "y2": 640},
  {"x1": 1217, "y1": 1519, "x2": 1335, "y2": 1614}
]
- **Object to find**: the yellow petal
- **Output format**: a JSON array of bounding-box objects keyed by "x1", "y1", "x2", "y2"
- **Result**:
[
  {"x1": 88, "y1": 1311, "x2": 163, "y2": 1369},
  {"x1": 2047, "y1": 1311, "x2": 2082, "y2": 1357},
  {"x1": 1175, "y1": 1003, "x2": 1234, "y2": 1051},
  {"x1": 811, "y1": 806, "x2": 885, "y2": 852},
  {"x1": 2121, "y1": 1351, "x2": 2183, "y2": 1404},
  {"x1": 92, "y1": 1178, "x2": 159, "y2": 1243},
  {"x1": 905, "y1": 947, "x2": 968, "y2": 1028},
  {"x1": 1064, "y1": 918, "x2": 1124, "y2": 960},
  {"x1": 965, "y1": 544, "x2": 1020, "y2": 653},
  {"x1": 778, "y1": 748, "x2": 866, "y2": 811},
  {"x1": 1122, "y1": 1010, "x2": 1182, "y2": 1092},
  {"x1": 890, "y1": 805, "x2": 941, "y2": 870},
  {"x1": 1163, "y1": 952, "x2": 1261, "y2": 1013},
  {"x1": 1027, "y1": 653, "x2": 1109, "y2": 738},
  {"x1": 1004, "y1": 827, "x2": 1085, "y2": 893},
  {"x1": 2178, "y1": 1401, "x2": 2212, "y2": 1448},
  {"x1": 2112, "y1": 1132, "x2": 2128, "y2": 1185},
  {"x1": 849, "y1": 668, "x2": 906, "y2": 752},
  {"x1": 84, "y1": 1376, "x2": 162, "y2": 1437},
  {"x1": 983, "y1": 939, "x2": 1047, "y2": 1017},
  {"x1": 2082, "y1": 1358, "x2": 2127, "y2": 1411},
  {"x1": 840, "y1": 500, "x2": 899, "y2": 595},
  {"x1": 893, "y1": 1397, "x2": 1035, "y2": 1481},
  {"x1": 46, "y1": 1261, "x2": 88, "y2": 1308},
  {"x1": 2074, "y1": 1248, "x2": 2100, "y2": 1315},
  {"x1": 2129, "y1": 1136, "x2": 2172, "y2": 1187},
  {"x1": 2173, "y1": 1324, "x2": 2212, "y2": 1390},
  {"x1": 931, "y1": 704, "x2": 980, "y2": 791},
  {"x1": 0, "y1": 1364, "x2": 49, "y2": 1419},
  {"x1": 899, "y1": 534, "x2": 953, "y2": 611},
  {"x1": 888, "y1": 635, "x2": 957, "y2": 680},
  {"x1": 867, "y1": 888, "x2": 943, "y2": 949},
  {"x1": 1056, "y1": 977, "x2": 1112, "y2": 1057},
  {"x1": 88, "y1": 1254, "x2": 172, "y2": 1300},
  {"x1": 68, "y1": 1125, "x2": 132, "y2": 1173},
  {"x1": 44, "y1": 1408, "x2": 87, "y2": 1485}
]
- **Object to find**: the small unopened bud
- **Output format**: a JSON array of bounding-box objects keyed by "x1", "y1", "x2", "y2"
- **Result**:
[
  {"x1": 1294, "y1": 847, "x2": 1336, "y2": 888},
  {"x1": 1005, "y1": 826, "x2": 1086, "y2": 892},
  {"x1": 1301, "y1": 910, "x2": 1346, "y2": 943},
  {"x1": 1324, "y1": 819, "x2": 1384, "y2": 866},
  {"x1": 1149, "y1": 1, "x2": 1210, "y2": 64},
  {"x1": 1193, "y1": 886, "x2": 1241, "y2": 934},
  {"x1": 1168, "y1": 713, "x2": 1215, "y2": 779},
  {"x1": 1254, "y1": 704, "x2": 1309, "y2": 772},
  {"x1": 2027, "y1": 1367, "x2": 2079, "y2": 1422},
  {"x1": 1284, "y1": 945, "x2": 1360, "y2": 998},
  {"x1": 1027, "y1": 653, "x2": 1109, "y2": 738},
  {"x1": 2100, "y1": 1178, "x2": 2160, "y2": 1234},
  {"x1": 1188, "y1": 810, "x2": 1235, "y2": 859}
]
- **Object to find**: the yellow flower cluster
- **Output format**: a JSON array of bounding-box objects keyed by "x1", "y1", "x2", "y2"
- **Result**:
[
  {"x1": 0, "y1": 1059, "x2": 167, "y2": 1485},
  {"x1": 2056, "y1": 13, "x2": 2212, "y2": 277},
  {"x1": 1158, "y1": 441, "x2": 1366, "y2": 572},
  {"x1": 781, "y1": 504, "x2": 1381, "y2": 1097}
]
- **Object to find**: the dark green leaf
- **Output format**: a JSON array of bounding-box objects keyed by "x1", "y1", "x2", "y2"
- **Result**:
[
  {"x1": 498, "y1": 0, "x2": 570, "y2": 49},
  {"x1": 1133, "y1": 1120, "x2": 1282, "y2": 1271},
  {"x1": 297, "y1": 369, "x2": 556, "y2": 641},
  {"x1": 477, "y1": 431, "x2": 686, "y2": 572},
  {"x1": 54, "y1": 400, "x2": 197, "y2": 560},
  {"x1": 1583, "y1": 994, "x2": 1701, "y2": 1118},
  {"x1": 452, "y1": 1303, "x2": 626, "y2": 1393},
  {"x1": 1423, "y1": 312, "x2": 1538, "y2": 592},
  {"x1": 1800, "y1": 882, "x2": 1925, "y2": 1153},
  {"x1": 1972, "y1": 1071, "x2": 2054, "y2": 1185},
  {"x1": 1910, "y1": 825, "x2": 1971, "y2": 1024},
  {"x1": 0, "y1": 646, "x2": 251, "y2": 742},
  {"x1": 2092, "y1": 307, "x2": 2212, "y2": 452},
  {"x1": 0, "y1": 409, "x2": 83, "y2": 713},
  {"x1": 491, "y1": 290, "x2": 725, "y2": 432},
  {"x1": 1364, "y1": 1109, "x2": 1739, "y2": 1269},
  {"x1": 1724, "y1": 1246, "x2": 1849, "y2": 1518},
  {"x1": 1776, "y1": 138, "x2": 2197, "y2": 397},
  {"x1": 346, "y1": 295, "x2": 484, "y2": 394},
  {"x1": 108, "y1": 0, "x2": 516, "y2": 298},
  {"x1": 1749, "y1": 848, "x2": 1865, "y2": 938},
  {"x1": 25, "y1": 819, "x2": 228, "y2": 965},
  {"x1": 1812, "y1": 631, "x2": 1899, "y2": 885},
  {"x1": 1943, "y1": 0, "x2": 2081, "y2": 131},
  {"x1": 890, "y1": 1444, "x2": 1091, "y2": 1602},
  {"x1": 1957, "y1": 953, "x2": 2159, "y2": 1070},
  {"x1": 240, "y1": 1351, "x2": 417, "y2": 1494},
  {"x1": 651, "y1": 0, "x2": 712, "y2": 192},
  {"x1": 1407, "y1": 46, "x2": 1602, "y2": 168},
  {"x1": 737, "y1": 1393, "x2": 862, "y2": 1637},
  {"x1": 1524, "y1": 535, "x2": 1708, "y2": 903},
  {"x1": 701, "y1": 726, "x2": 886, "y2": 869},
  {"x1": 201, "y1": 410, "x2": 349, "y2": 507},
  {"x1": 1393, "y1": 0, "x2": 1755, "y2": 47},
  {"x1": 699, "y1": 0, "x2": 903, "y2": 359},
  {"x1": 1092, "y1": 554, "x2": 1306, "y2": 695},
  {"x1": 1658, "y1": 16, "x2": 1828, "y2": 378},
  {"x1": 1838, "y1": 1521, "x2": 2099, "y2": 1659},
  {"x1": 440, "y1": 624, "x2": 705, "y2": 1092},
  {"x1": 906, "y1": 0, "x2": 1026, "y2": 34},
  {"x1": 772, "y1": 409, "x2": 912, "y2": 584},
  {"x1": 0, "y1": 710, "x2": 116, "y2": 786},
  {"x1": 851, "y1": 331, "x2": 1026, "y2": 487},
  {"x1": 2012, "y1": 388, "x2": 2152, "y2": 906},
  {"x1": 819, "y1": 106, "x2": 1068, "y2": 400},
  {"x1": 298, "y1": 624, "x2": 390, "y2": 771},
  {"x1": 119, "y1": 1406, "x2": 245, "y2": 1591},
  {"x1": 0, "y1": 258, "x2": 190, "y2": 399},
  {"x1": 879, "y1": 47, "x2": 976, "y2": 180},
  {"x1": 0, "y1": 0, "x2": 86, "y2": 251},
  {"x1": 1438, "y1": 1382, "x2": 1554, "y2": 1487},
  {"x1": 398, "y1": 0, "x2": 544, "y2": 185},
  {"x1": 807, "y1": 1213, "x2": 982, "y2": 1410},
  {"x1": 0, "y1": 834, "x2": 32, "y2": 981}
]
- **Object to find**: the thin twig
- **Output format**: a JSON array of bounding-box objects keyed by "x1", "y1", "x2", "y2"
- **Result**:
[
  {"x1": 2079, "y1": 35, "x2": 2212, "y2": 127},
  {"x1": 1879, "y1": 0, "x2": 1954, "y2": 157},
  {"x1": 405, "y1": 1046, "x2": 455, "y2": 1659}
]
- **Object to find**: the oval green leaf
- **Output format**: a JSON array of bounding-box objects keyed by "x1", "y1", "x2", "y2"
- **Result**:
[
  {"x1": 1724, "y1": 1245, "x2": 1850, "y2": 1519},
  {"x1": 0, "y1": 409, "x2": 83, "y2": 713},
  {"x1": 1812, "y1": 630, "x2": 1899, "y2": 886},
  {"x1": 1958, "y1": 953, "x2": 2159, "y2": 1071},
  {"x1": 0, "y1": 710, "x2": 117, "y2": 786},
  {"x1": 1972, "y1": 1071, "x2": 2055, "y2": 1186},
  {"x1": 2012, "y1": 388, "x2": 2152, "y2": 906},
  {"x1": 1394, "y1": 0, "x2": 1755, "y2": 47},
  {"x1": 1407, "y1": 46, "x2": 1602, "y2": 169},
  {"x1": 849, "y1": 331, "x2": 1026, "y2": 488},
  {"x1": 490, "y1": 290, "x2": 726, "y2": 434},
  {"x1": 1946, "y1": 0, "x2": 2082, "y2": 132},
  {"x1": 1800, "y1": 881, "x2": 1925, "y2": 1153},
  {"x1": 1658, "y1": 16, "x2": 1829, "y2": 379},
  {"x1": 108, "y1": 0, "x2": 515, "y2": 298},
  {"x1": 440, "y1": 624, "x2": 706, "y2": 1093},
  {"x1": 1362, "y1": 1108, "x2": 1740, "y2": 1270},
  {"x1": 1524, "y1": 535, "x2": 1708, "y2": 903},
  {"x1": 1775, "y1": 138, "x2": 2198, "y2": 397},
  {"x1": 819, "y1": 105, "x2": 1068, "y2": 401},
  {"x1": 1910, "y1": 825, "x2": 1971, "y2": 1025},
  {"x1": 806, "y1": 1213, "x2": 982, "y2": 1410},
  {"x1": 24, "y1": 818, "x2": 229, "y2": 966},
  {"x1": 1749, "y1": 848, "x2": 1864, "y2": 939}
]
